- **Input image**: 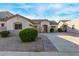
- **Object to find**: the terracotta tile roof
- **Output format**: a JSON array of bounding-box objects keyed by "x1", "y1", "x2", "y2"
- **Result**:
[
  {"x1": 59, "y1": 20, "x2": 69, "y2": 22},
  {"x1": 2, "y1": 14, "x2": 34, "y2": 24},
  {"x1": 0, "y1": 11, "x2": 13, "y2": 18},
  {"x1": 32, "y1": 19, "x2": 48, "y2": 21},
  {"x1": 0, "y1": 11, "x2": 58, "y2": 25},
  {"x1": 31, "y1": 19, "x2": 48, "y2": 24},
  {"x1": 31, "y1": 20, "x2": 41, "y2": 24},
  {"x1": 31, "y1": 20, "x2": 58, "y2": 25},
  {"x1": 49, "y1": 21, "x2": 58, "y2": 25}
]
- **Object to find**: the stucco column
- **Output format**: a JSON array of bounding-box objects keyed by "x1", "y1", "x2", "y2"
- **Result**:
[
  {"x1": 40, "y1": 26, "x2": 43, "y2": 32},
  {"x1": 48, "y1": 25, "x2": 51, "y2": 33}
]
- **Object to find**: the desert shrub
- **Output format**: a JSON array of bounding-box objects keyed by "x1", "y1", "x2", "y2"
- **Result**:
[
  {"x1": 19, "y1": 28, "x2": 38, "y2": 42},
  {"x1": 0, "y1": 31, "x2": 10, "y2": 37},
  {"x1": 50, "y1": 28, "x2": 54, "y2": 32},
  {"x1": 57, "y1": 28, "x2": 63, "y2": 32}
]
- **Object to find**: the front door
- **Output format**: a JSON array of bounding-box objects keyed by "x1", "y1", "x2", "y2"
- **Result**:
[{"x1": 43, "y1": 25, "x2": 48, "y2": 32}]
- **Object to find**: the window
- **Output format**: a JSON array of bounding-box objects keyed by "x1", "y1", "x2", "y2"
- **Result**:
[
  {"x1": 34, "y1": 26, "x2": 37, "y2": 28},
  {"x1": 1, "y1": 23, "x2": 4, "y2": 27},
  {"x1": 29, "y1": 24, "x2": 32, "y2": 26},
  {"x1": 15, "y1": 23, "x2": 22, "y2": 30}
]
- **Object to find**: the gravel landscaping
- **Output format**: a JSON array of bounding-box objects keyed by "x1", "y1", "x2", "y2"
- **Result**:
[{"x1": 0, "y1": 35, "x2": 57, "y2": 52}]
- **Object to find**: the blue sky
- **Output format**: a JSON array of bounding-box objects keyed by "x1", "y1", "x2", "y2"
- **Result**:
[{"x1": 0, "y1": 3, "x2": 79, "y2": 21}]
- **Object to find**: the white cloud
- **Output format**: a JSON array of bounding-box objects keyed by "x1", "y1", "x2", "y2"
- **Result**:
[
  {"x1": 52, "y1": 5, "x2": 79, "y2": 16},
  {"x1": 48, "y1": 3, "x2": 63, "y2": 9},
  {"x1": 25, "y1": 14, "x2": 75, "y2": 22},
  {"x1": 12, "y1": 3, "x2": 79, "y2": 21},
  {"x1": 65, "y1": 7, "x2": 79, "y2": 13},
  {"x1": 35, "y1": 5, "x2": 48, "y2": 16},
  {"x1": 33, "y1": 4, "x2": 63, "y2": 16},
  {"x1": 26, "y1": 15, "x2": 39, "y2": 19},
  {"x1": 25, "y1": 15, "x2": 45, "y2": 19},
  {"x1": 47, "y1": 16, "x2": 69, "y2": 21},
  {"x1": 19, "y1": 4, "x2": 32, "y2": 9},
  {"x1": 16, "y1": 3, "x2": 64, "y2": 16}
]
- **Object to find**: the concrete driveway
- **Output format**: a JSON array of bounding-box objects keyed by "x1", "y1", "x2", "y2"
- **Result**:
[{"x1": 40, "y1": 33, "x2": 79, "y2": 56}]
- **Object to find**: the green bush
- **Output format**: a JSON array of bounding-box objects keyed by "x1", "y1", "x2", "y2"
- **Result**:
[
  {"x1": 19, "y1": 28, "x2": 38, "y2": 42},
  {"x1": 0, "y1": 31, "x2": 10, "y2": 37},
  {"x1": 50, "y1": 28, "x2": 54, "y2": 32},
  {"x1": 57, "y1": 28, "x2": 63, "y2": 32}
]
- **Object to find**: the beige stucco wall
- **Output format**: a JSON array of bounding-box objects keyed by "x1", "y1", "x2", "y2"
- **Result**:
[
  {"x1": 0, "y1": 21, "x2": 7, "y2": 31},
  {"x1": 58, "y1": 22, "x2": 64, "y2": 28},
  {"x1": 6, "y1": 16, "x2": 33, "y2": 30},
  {"x1": 0, "y1": 17, "x2": 58, "y2": 33},
  {"x1": 40, "y1": 21, "x2": 50, "y2": 32},
  {"x1": 50, "y1": 25, "x2": 58, "y2": 32},
  {"x1": 33, "y1": 24, "x2": 41, "y2": 32}
]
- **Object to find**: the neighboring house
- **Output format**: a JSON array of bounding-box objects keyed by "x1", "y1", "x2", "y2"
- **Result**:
[
  {"x1": 58, "y1": 19, "x2": 79, "y2": 33},
  {"x1": 65, "y1": 18, "x2": 79, "y2": 33},
  {"x1": 0, "y1": 11, "x2": 58, "y2": 35},
  {"x1": 58, "y1": 20, "x2": 69, "y2": 28},
  {"x1": 58, "y1": 20, "x2": 69, "y2": 31}
]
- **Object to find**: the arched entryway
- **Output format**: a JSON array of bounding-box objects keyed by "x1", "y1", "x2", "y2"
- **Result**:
[
  {"x1": 43, "y1": 25, "x2": 48, "y2": 32},
  {"x1": 62, "y1": 24, "x2": 68, "y2": 32}
]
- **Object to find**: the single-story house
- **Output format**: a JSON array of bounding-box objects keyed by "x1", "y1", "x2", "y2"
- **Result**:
[
  {"x1": 1, "y1": 11, "x2": 79, "y2": 35},
  {"x1": 0, "y1": 11, "x2": 58, "y2": 35}
]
